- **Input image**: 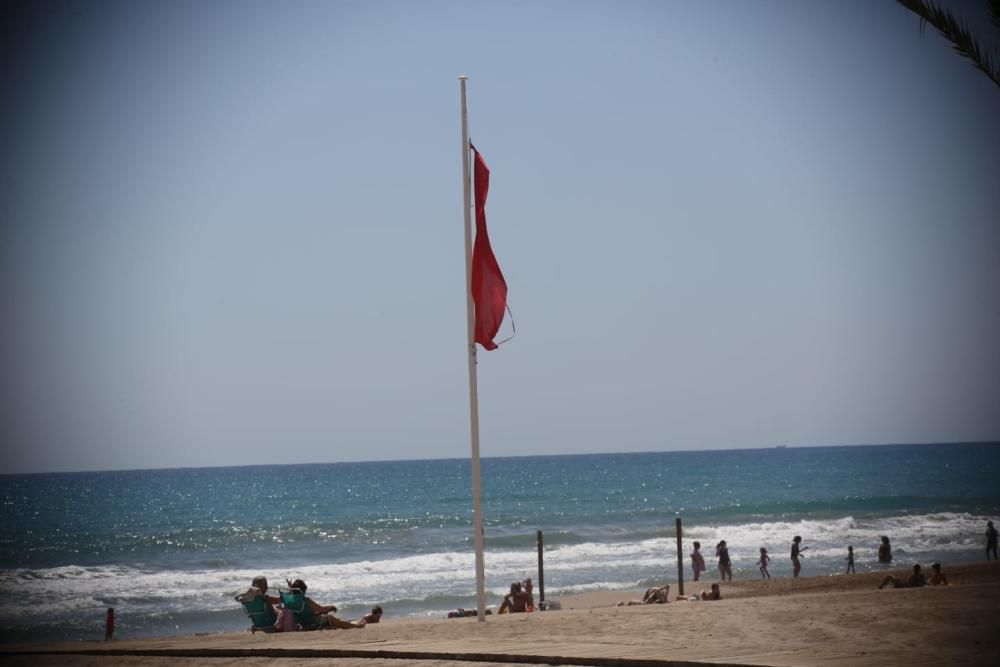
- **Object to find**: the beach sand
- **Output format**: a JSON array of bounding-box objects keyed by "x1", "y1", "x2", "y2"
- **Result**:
[{"x1": 3, "y1": 562, "x2": 1000, "y2": 666}]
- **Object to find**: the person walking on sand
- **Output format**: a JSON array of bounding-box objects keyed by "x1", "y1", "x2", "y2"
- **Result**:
[
  {"x1": 845, "y1": 545, "x2": 856, "y2": 574},
  {"x1": 791, "y1": 536, "x2": 808, "y2": 578},
  {"x1": 104, "y1": 607, "x2": 114, "y2": 641},
  {"x1": 757, "y1": 547, "x2": 771, "y2": 579},
  {"x1": 691, "y1": 541, "x2": 706, "y2": 582},
  {"x1": 986, "y1": 521, "x2": 998, "y2": 560},
  {"x1": 716, "y1": 540, "x2": 733, "y2": 581},
  {"x1": 878, "y1": 536, "x2": 892, "y2": 564}
]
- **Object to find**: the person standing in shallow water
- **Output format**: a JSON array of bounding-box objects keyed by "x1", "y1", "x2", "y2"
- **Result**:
[
  {"x1": 790, "y1": 536, "x2": 808, "y2": 577},
  {"x1": 845, "y1": 545, "x2": 856, "y2": 574},
  {"x1": 716, "y1": 540, "x2": 733, "y2": 581},
  {"x1": 987, "y1": 521, "x2": 999, "y2": 560},
  {"x1": 877, "y1": 536, "x2": 892, "y2": 564},
  {"x1": 691, "y1": 541, "x2": 706, "y2": 582}
]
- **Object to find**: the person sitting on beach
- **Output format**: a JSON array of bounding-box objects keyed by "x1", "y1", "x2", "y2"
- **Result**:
[
  {"x1": 927, "y1": 563, "x2": 948, "y2": 586},
  {"x1": 878, "y1": 564, "x2": 926, "y2": 590},
  {"x1": 234, "y1": 575, "x2": 282, "y2": 622},
  {"x1": 522, "y1": 578, "x2": 536, "y2": 611},
  {"x1": 498, "y1": 581, "x2": 532, "y2": 613},
  {"x1": 252, "y1": 576, "x2": 282, "y2": 611},
  {"x1": 287, "y1": 578, "x2": 366, "y2": 629},
  {"x1": 878, "y1": 536, "x2": 892, "y2": 564},
  {"x1": 360, "y1": 605, "x2": 383, "y2": 623},
  {"x1": 691, "y1": 541, "x2": 706, "y2": 582},
  {"x1": 616, "y1": 585, "x2": 671, "y2": 606},
  {"x1": 700, "y1": 583, "x2": 722, "y2": 600}
]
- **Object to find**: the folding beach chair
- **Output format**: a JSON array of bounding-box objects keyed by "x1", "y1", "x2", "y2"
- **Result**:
[
  {"x1": 279, "y1": 589, "x2": 323, "y2": 630},
  {"x1": 236, "y1": 592, "x2": 277, "y2": 633}
]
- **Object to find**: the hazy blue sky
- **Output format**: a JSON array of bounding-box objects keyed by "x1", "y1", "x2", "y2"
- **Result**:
[{"x1": 1, "y1": 0, "x2": 998, "y2": 474}]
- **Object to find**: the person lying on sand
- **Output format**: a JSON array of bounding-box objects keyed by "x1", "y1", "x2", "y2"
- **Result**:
[
  {"x1": 927, "y1": 563, "x2": 948, "y2": 586},
  {"x1": 616, "y1": 585, "x2": 671, "y2": 606},
  {"x1": 676, "y1": 582, "x2": 722, "y2": 601},
  {"x1": 878, "y1": 564, "x2": 926, "y2": 590},
  {"x1": 287, "y1": 578, "x2": 366, "y2": 629}
]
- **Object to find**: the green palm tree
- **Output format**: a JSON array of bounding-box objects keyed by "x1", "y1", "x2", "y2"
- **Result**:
[{"x1": 896, "y1": 0, "x2": 1000, "y2": 88}]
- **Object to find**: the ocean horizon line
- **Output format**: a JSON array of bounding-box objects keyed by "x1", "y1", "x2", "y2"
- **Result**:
[{"x1": 5, "y1": 439, "x2": 998, "y2": 477}]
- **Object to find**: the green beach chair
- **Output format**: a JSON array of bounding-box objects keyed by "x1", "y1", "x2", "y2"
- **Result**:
[
  {"x1": 279, "y1": 589, "x2": 323, "y2": 630},
  {"x1": 236, "y1": 593, "x2": 277, "y2": 633}
]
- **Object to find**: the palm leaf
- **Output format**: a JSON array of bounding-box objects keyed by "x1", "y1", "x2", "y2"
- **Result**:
[{"x1": 896, "y1": 0, "x2": 1000, "y2": 88}]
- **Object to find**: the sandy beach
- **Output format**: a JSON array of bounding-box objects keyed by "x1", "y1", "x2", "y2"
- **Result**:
[{"x1": 3, "y1": 562, "x2": 999, "y2": 667}]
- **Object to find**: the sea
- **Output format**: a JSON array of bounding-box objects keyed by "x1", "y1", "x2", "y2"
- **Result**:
[{"x1": 2, "y1": 442, "x2": 998, "y2": 643}]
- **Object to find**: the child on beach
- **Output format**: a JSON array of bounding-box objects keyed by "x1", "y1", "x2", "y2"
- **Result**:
[
  {"x1": 757, "y1": 548, "x2": 771, "y2": 579},
  {"x1": 791, "y1": 536, "x2": 808, "y2": 578},
  {"x1": 691, "y1": 541, "x2": 706, "y2": 582},
  {"x1": 104, "y1": 607, "x2": 114, "y2": 641},
  {"x1": 846, "y1": 546, "x2": 856, "y2": 574}
]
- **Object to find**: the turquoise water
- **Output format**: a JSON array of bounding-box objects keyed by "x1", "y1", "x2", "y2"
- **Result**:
[{"x1": 1, "y1": 442, "x2": 998, "y2": 642}]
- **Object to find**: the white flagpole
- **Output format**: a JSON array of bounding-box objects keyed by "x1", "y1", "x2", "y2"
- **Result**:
[{"x1": 459, "y1": 75, "x2": 487, "y2": 622}]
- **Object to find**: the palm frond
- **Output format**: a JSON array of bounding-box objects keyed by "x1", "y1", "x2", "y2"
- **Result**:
[
  {"x1": 988, "y1": 0, "x2": 1000, "y2": 30},
  {"x1": 896, "y1": 0, "x2": 1000, "y2": 88}
]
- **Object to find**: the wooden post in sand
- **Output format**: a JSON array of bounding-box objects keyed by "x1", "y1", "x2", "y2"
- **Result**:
[
  {"x1": 537, "y1": 530, "x2": 545, "y2": 606},
  {"x1": 676, "y1": 517, "x2": 684, "y2": 596}
]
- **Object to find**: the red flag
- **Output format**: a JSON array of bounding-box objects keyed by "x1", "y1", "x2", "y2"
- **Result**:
[{"x1": 470, "y1": 145, "x2": 507, "y2": 351}]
